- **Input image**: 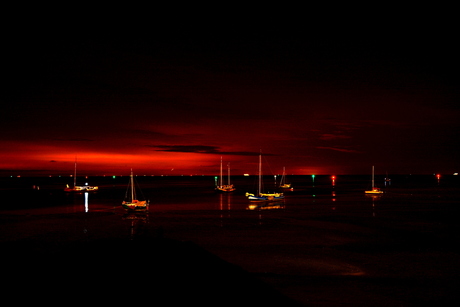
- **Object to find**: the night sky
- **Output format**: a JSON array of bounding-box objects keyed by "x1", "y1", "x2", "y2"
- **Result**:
[{"x1": 2, "y1": 18, "x2": 459, "y2": 176}]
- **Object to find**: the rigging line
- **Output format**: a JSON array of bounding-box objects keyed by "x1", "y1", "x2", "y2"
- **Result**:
[
  {"x1": 262, "y1": 154, "x2": 276, "y2": 176},
  {"x1": 133, "y1": 175, "x2": 146, "y2": 200},
  {"x1": 124, "y1": 177, "x2": 130, "y2": 200}
]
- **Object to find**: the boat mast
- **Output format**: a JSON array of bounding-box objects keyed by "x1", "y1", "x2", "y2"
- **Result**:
[
  {"x1": 371, "y1": 165, "x2": 375, "y2": 189},
  {"x1": 281, "y1": 166, "x2": 285, "y2": 185},
  {"x1": 220, "y1": 156, "x2": 223, "y2": 187},
  {"x1": 73, "y1": 159, "x2": 77, "y2": 188},
  {"x1": 258, "y1": 151, "x2": 262, "y2": 196},
  {"x1": 130, "y1": 169, "x2": 135, "y2": 201},
  {"x1": 227, "y1": 162, "x2": 231, "y2": 186}
]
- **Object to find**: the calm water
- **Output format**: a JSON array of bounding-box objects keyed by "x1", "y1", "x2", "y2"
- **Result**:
[
  {"x1": 1, "y1": 174, "x2": 459, "y2": 214},
  {"x1": 0, "y1": 175, "x2": 460, "y2": 223},
  {"x1": 2, "y1": 174, "x2": 460, "y2": 306},
  {"x1": 2, "y1": 174, "x2": 460, "y2": 244}
]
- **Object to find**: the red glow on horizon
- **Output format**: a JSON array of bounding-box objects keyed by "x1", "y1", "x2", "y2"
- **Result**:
[{"x1": 1, "y1": 142, "x2": 359, "y2": 176}]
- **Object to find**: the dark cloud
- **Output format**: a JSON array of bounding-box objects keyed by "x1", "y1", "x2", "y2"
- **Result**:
[
  {"x1": 50, "y1": 138, "x2": 95, "y2": 142},
  {"x1": 151, "y1": 145, "x2": 220, "y2": 153},
  {"x1": 317, "y1": 146, "x2": 362, "y2": 154},
  {"x1": 148, "y1": 145, "x2": 271, "y2": 156}
]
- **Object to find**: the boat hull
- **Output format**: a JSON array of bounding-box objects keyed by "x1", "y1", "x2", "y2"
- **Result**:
[
  {"x1": 365, "y1": 187, "x2": 383, "y2": 194},
  {"x1": 246, "y1": 193, "x2": 284, "y2": 201},
  {"x1": 216, "y1": 185, "x2": 236, "y2": 192},
  {"x1": 122, "y1": 200, "x2": 148, "y2": 211},
  {"x1": 65, "y1": 185, "x2": 98, "y2": 192}
]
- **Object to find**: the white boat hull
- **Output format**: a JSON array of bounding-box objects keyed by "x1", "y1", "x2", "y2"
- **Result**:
[
  {"x1": 246, "y1": 193, "x2": 284, "y2": 201},
  {"x1": 65, "y1": 185, "x2": 98, "y2": 192}
]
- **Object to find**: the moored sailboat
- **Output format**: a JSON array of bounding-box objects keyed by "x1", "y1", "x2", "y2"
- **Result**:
[
  {"x1": 246, "y1": 152, "x2": 284, "y2": 201},
  {"x1": 279, "y1": 167, "x2": 293, "y2": 190},
  {"x1": 122, "y1": 169, "x2": 149, "y2": 211},
  {"x1": 365, "y1": 165, "x2": 383, "y2": 194},
  {"x1": 215, "y1": 157, "x2": 236, "y2": 192},
  {"x1": 64, "y1": 160, "x2": 98, "y2": 192}
]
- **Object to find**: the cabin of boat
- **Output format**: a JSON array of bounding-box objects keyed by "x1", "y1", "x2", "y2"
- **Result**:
[
  {"x1": 122, "y1": 200, "x2": 148, "y2": 211},
  {"x1": 246, "y1": 192, "x2": 284, "y2": 201}
]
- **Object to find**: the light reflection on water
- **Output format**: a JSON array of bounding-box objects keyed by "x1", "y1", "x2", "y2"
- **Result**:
[
  {"x1": 122, "y1": 212, "x2": 149, "y2": 239},
  {"x1": 84, "y1": 192, "x2": 88, "y2": 212},
  {"x1": 1, "y1": 175, "x2": 459, "y2": 217},
  {"x1": 247, "y1": 201, "x2": 285, "y2": 211},
  {"x1": 3, "y1": 175, "x2": 460, "y2": 293}
]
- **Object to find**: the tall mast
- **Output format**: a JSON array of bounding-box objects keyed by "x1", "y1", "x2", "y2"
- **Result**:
[
  {"x1": 227, "y1": 162, "x2": 231, "y2": 185},
  {"x1": 258, "y1": 151, "x2": 262, "y2": 196},
  {"x1": 130, "y1": 169, "x2": 134, "y2": 201},
  {"x1": 220, "y1": 156, "x2": 223, "y2": 187},
  {"x1": 281, "y1": 166, "x2": 285, "y2": 185},
  {"x1": 371, "y1": 165, "x2": 375, "y2": 189},
  {"x1": 73, "y1": 158, "x2": 77, "y2": 188}
]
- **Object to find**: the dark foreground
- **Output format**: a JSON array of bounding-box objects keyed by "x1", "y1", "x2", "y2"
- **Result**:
[
  {"x1": 2, "y1": 202, "x2": 460, "y2": 306},
  {"x1": 2, "y1": 212, "x2": 301, "y2": 306},
  {"x1": 5, "y1": 238, "x2": 299, "y2": 306},
  {"x1": 2, "y1": 174, "x2": 460, "y2": 306}
]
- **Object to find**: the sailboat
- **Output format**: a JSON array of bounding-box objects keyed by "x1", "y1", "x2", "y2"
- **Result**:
[
  {"x1": 245, "y1": 152, "x2": 284, "y2": 201},
  {"x1": 215, "y1": 157, "x2": 236, "y2": 192},
  {"x1": 64, "y1": 160, "x2": 98, "y2": 192},
  {"x1": 365, "y1": 165, "x2": 383, "y2": 194},
  {"x1": 279, "y1": 167, "x2": 293, "y2": 190},
  {"x1": 122, "y1": 169, "x2": 149, "y2": 211}
]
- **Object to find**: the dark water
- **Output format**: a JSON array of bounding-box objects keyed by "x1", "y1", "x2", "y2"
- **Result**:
[
  {"x1": 1, "y1": 174, "x2": 459, "y2": 215},
  {"x1": 1, "y1": 174, "x2": 460, "y2": 240},
  {"x1": 2, "y1": 174, "x2": 460, "y2": 305}
]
